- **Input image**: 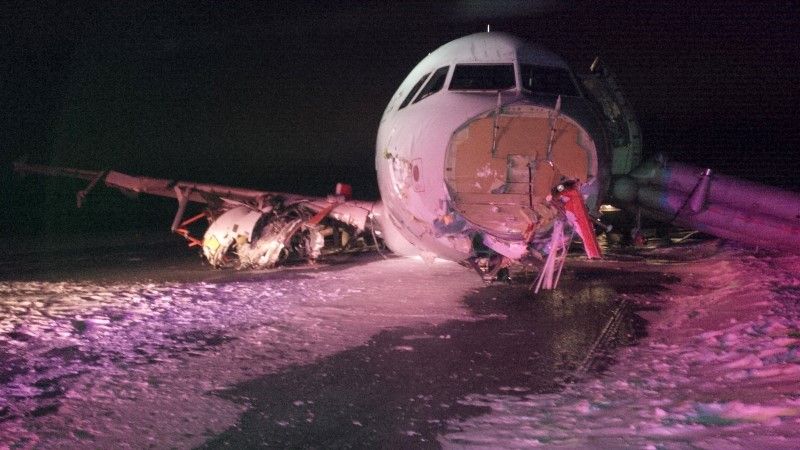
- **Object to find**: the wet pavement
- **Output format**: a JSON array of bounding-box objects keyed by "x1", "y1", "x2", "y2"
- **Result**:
[
  {"x1": 0, "y1": 237, "x2": 677, "y2": 448},
  {"x1": 0, "y1": 237, "x2": 210, "y2": 283},
  {"x1": 203, "y1": 268, "x2": 672, "y2": 448}
]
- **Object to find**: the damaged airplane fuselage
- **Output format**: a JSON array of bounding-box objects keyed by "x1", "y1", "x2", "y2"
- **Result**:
[
  {"x1": 14, "y1": 32, "x2": 800, "y2": 286},
  {"x1": 373, "y1": 32, "x2": 634, "y2": 271}
]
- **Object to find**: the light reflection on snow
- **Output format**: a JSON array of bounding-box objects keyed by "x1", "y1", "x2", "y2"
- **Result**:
[
  {"x1": 3, "y1": 242, "x2": 800, "y2": 448},
  {"x1": 0, "y1": 257, "x2": 482, "y2": 448},
  {"x1": 0, "y1": 280, "x2": 305, "y2": 420},
  {"x1": 440, "y1": 245, "x2": 800, "y2": 448}
]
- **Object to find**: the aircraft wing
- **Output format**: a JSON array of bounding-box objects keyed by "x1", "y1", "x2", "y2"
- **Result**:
[
  {"x1": 13, "y1": 161, "x2": 318, "y2": 208},
  {"x1": 13, "y1": 161, "x2": 379, "y2": 268}
]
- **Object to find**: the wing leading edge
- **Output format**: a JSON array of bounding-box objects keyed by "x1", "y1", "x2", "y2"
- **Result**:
[{"x1": 14, "y1": 162, "x2": 380, "y2": 268}]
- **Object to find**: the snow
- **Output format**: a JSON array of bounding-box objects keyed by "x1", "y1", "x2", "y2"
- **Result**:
[
  {"x1": 2, "y1": 240, "x2": 799, "y2": 448},
  {"x1": 0, "y1": 255, "x2": 482, "y2": 448},
  {"x1": 440, "y1": 244, "x2": 800, "y2": 448}
]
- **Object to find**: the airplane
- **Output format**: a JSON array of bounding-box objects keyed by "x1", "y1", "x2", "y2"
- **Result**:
[{"x1": 14, "y1": 32, "x2": 800, "y2": 291}]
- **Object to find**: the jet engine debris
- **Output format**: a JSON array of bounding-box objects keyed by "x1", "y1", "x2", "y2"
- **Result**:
[{"x1": 199, "y1": 200, "x2": 377, "y2": 269}]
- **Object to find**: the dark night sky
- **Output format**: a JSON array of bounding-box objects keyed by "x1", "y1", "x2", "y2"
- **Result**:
[{"x1": 2, "y1": 1, "x2": 798, "y2": 236}]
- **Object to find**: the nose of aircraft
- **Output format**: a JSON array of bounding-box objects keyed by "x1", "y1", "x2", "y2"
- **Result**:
[{"x1": 444, "y1": 103, "x2": 597, "y2": 241}]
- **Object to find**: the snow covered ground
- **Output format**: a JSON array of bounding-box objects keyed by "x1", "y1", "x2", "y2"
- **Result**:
[
  {"x1": 1, "y1": 238, "x2": 799, "y2": 448},
  {"x1": 0, "y1": 248, "x2": 484, "y2": 448},
  {"x1": 441, "y1": 243, "x2": 800, "y2": 449}
]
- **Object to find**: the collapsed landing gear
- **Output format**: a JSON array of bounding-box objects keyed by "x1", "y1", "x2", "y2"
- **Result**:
[{"x1": 466, "y1": 254, "x2": 513, "y2": 284}]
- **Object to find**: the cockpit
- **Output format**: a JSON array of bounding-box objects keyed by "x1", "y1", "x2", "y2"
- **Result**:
[
  {"x1": 397, "y1": 62, "x2": 580, "y2": 110},
  {"x1": 519, "y1": 64, "x2": 579, "y2": 96},
  {"x1": 449, "y1": 64, "x2": 515, "y2": 91}
]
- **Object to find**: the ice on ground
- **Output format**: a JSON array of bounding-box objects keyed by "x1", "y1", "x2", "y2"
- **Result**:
[
  {"x1": 3, "y1": 239, "x2": 800, "y2": 448},
  {"x1": 440, "y1": 244, "x2": 800, "y2": 448},
  {"x1": 0, "y1": 256, "x2": 482, "y2": 448}
]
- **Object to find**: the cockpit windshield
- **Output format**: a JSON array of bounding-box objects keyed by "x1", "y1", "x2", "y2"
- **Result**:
[
  {"x1": 520, "y1": 64, "x2": 579, "y2": 96},
  {"x1": 399, "y1": 72, "x2": 430, "y2": 109},
  {"x1": 449, "y1": 64, "x2": 515, "y2": 91},
  {"x1": 413, "y1": 66, "x2": 449, "y2": 104}
]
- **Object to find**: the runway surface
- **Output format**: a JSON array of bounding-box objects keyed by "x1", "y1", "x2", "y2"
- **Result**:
[
  {"x1": 4, "y1": 235, "x2": 799, "y2": 448},
  {"x1": 0, "y1": 236, "x2": 649, "y2": 448}
]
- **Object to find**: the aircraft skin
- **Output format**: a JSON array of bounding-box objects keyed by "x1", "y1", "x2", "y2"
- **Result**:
[
  {"x1": 373, "y1": 32, "x2": 611, "y2": 265},
  {"x1": 14, "y1": 31, "x2": 800, "y2": 285}
]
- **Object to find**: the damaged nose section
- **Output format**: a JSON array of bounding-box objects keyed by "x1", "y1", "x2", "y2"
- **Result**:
[
  {"x1": 445, "y1": 103, "x2": 599, "y2": 243},
  {"x1": 445, "y1": 103, "x2": 600, "y2": 247},
  {"x1": 444, "y1": 102, "x2": 604, "y2": 289}
]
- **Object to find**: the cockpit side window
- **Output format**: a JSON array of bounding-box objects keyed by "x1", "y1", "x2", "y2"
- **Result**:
[
  {"x1": 413, "y1": 66, "x2": 449, "y2": 104},
  {"x1": 398, "y1": 72, "x2": 430, "y2": 110},
  {"x1": 449, "y1": 64, "x2": 515, "y2": 91},
  {"x1": 520, "y1": 64, "x2": 579, "y2": 96}
]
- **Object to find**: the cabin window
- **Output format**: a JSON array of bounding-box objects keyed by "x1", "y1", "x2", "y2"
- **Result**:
[
  {"x1": 449, "y1": 64, "x2": 515, "y2": 91},
  {"x1": 398, "y1": 72, "x2": 430, "y2": 109},
  {"x1": 520, "y1": 64, "x2": 579, "y2": 96},
  {"x1": 413, "y1": 66, "x2": 449, "y2": 104}
]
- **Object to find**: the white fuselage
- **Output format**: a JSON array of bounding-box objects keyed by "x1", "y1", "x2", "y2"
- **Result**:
[{"x1": 374, "y1": 32, "x2": 610, "y2": 264}]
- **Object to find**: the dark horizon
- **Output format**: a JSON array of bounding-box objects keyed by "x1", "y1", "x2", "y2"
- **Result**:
[{"x1": 3, "y1": 1, "x2": 798, "y2": 236}]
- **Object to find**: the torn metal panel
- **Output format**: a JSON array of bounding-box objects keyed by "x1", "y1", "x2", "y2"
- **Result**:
[
  {"x1": 202, "y1": 206, "x2": 265, "y2": 267},
  {"x1": 579, "y1": 58, "x2": 642, "y2": 175},
  {"x1": 318, "y1": 200, "x2": 373, "y2": 231},
  {"x1": 237, "y1": 217, "x2": 306, "y2": 269},
  {"x1": 199, "y1": 198, "x2": 379, "y2": 269},
  {"x1": 482, "y1": 234, "x2": 528, "y2": 260}
]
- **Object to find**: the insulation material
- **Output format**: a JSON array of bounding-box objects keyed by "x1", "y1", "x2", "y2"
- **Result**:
[{"x1": 445, "y1": 107, "x2": 596, "y2": 241}]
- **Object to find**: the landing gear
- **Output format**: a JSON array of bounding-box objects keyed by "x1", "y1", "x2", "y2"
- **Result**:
[{"x1": 466, "y1": 254, "x2": 512, "y2": 284}]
